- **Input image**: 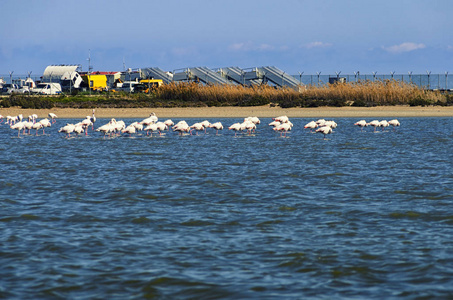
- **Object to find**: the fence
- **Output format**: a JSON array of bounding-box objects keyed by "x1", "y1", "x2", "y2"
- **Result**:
[
  {"x1": 2, "y1": 73, "x2": 452, "y2": 91},
  {"x1": 291, "y1": 73, "x2": 453, "y2": 90}
]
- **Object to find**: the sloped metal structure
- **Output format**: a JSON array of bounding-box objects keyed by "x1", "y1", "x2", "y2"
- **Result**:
[
  {"x1": 244, "y1": 66, "x2": 301, "y2": 89},
  {"x1": 141, "y1": 67, "x2": 173, "y2": 84},
  {"x1": 173, "y1": 67, "x2": 235, "y2": 85}
]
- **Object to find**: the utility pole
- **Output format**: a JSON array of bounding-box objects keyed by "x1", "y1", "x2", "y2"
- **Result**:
[{"x1": 88, "y1": 49, "x2": 92, "y2": 95}]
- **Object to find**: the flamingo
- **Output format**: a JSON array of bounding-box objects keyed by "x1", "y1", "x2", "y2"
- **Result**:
[
  {"x1": 48, "y1": 113, "x2": 58, "y2": 123},
  {"x1": 96, "y1": 122, "x2": 114, "y2": 138},
  {"x1": 316, "y1": 126, "x2": 332, "y2": 139},
  {"x1": 243, "y1": 120, "x2": 256, "y2": 135},
  {"x1": 200, "y1": 120, "x2": 211, "y2": 133},
  {"x1": 228, "y1": 122, "x2": 242, "y2": 136},
  {"x1": 245, "y1": 116, "x2": 260, "y2": 124},
  {"x1": 172, "y1": 120, "x2": 189, "y2": 131},
  {"x1": 367, "y1": 120, "x2": 380, "y2": 132},
  {"x1": 73, "y1": 124, "x2": 85, "y2": 137},
  {"x1": 209, "y1": 122, "x2": 224, "y2": 135},
  {"x1": 6, "y1": 116, "x2": 17, "y2": 125},
  {"x1": 269, "y1": 120, "x2": 281, "y2": 127},
  {"x1": 155, "y1": 122, "x2": 168, "y2": 135},
  {"x1": 28, "y1": 115, "x2": 37, "y2": 124},
  {"x1": 111, "y1": 120, "x2": 126, "y2": 136},
  {"x1": 90, "y1": 109, "x2": 96, "y2": 130},
  {"x1": 10, "y1": 121, "x2": 25, "y2": 137},
  {"x1": 164, "y1": 119, "x2": 174, "y2": 127},
  {"x1": 58, "y1": 124, "x2": 76, "y2": 138},
  {"x1": 273, "y1": 122, "x2": 292, "y2": 137},
  {"x1": 273, "y1": 115, "x2": 289, "y2": 123},
  {"x1": 23, "y1": 121, "x2": 34, "y2": 135},
  {"x1": 190, "y1": 122, "x2": 205, "y2": 135},
  {"x1": 32, "y1": 122, "x2": 43, "y2": 135},
  {"x1": 388, "y1": 119, "x2": 400, "y2": 130},
  {"x1": 173, "y1": 122, "x2": 190, "y2": 135},
  {"x1": 354, "y1": 120, "x2": 367, "y2": 131},
  {"x1": 121, "y1": 125, "x2": 136, "y2": 136},
  {"x1": 379, "y1": 120, "x2": 389, "y2": 131},
  {"x1": 304, "y1": 121, "x2": 318, "y2": 132},
  {"x1": 0, "y1": 114, "x2": 3, "y2": 124},
  {"x1": 316, "y1": 119, "x2": 326, "y2": 127},
  {"x1": 141, "y1": 113, "x2": 158, "y2": 126},
  {"x1": 324, "y1": 120, "x2": 337, "y2": 129},
  {"x1": 144, "y1": 123, "x2": 159, "y2": 136},
  {"x1": 81, "y1": 117, "x2": 93, "y2": 136},
  {"x1": 131, "y1": 121, "x2": 143, "y2": 132},
  {"x1": 38, "y1": 118, "x2": 52, "y2": 135}
]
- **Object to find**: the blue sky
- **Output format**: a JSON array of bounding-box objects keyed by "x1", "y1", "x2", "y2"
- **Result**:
[{"x1": 1, "y1": 0, "x2": 452, "y2": 76}]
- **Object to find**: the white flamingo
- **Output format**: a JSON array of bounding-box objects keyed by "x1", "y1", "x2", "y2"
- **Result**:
[
  {"x1": 155, "y1": 122, "x2": 168, "y2": 135},
  {"x1": 58, "y1": 123, "x2": 76, "y2": 138},
  {"x1": 10, "y1": 121, "x2": 25, "y2": 137},
  {"x1": 96, "y1": 122, "x2": 114, "y2": 138},
  {"x1": 243, "y1": 120, "x2": 256, "y2": 135},
  {"x1": 316, "y1": 126, "x2": 333, "y2": 139},
  {"x1": 388, "y1": 119, "x2": 400, "y2": 130},
  {"x1": 190, "y1": 122, "x2": 205, "y2": 135},
  {"x1": 273, "y1": 122, "x2": 292, "y2": 137},
  {"x1": 173, "y1": 121, "x2": 190, "y2": 135},
  {"x1": 32, "y1": 122, "x2": 43, "y2": 135},
  {"x1": 209, "y1": 122, "x2": 224, "y2": 135},
  {"x1": 324, "y1": 120, "x2": 337, "y2": 129},
  {"x1": 81, "y1": 117, "x2": 93, "y2": 136},
  {"x1": 367, "y1": 120, "x2": 381, "y2": 132},
  {"x1": 164, "y1": 119, "x2": 174, "y2": 127},
  {"x1": 121, "y1": 125, "x2": 136, "y2": 136},
  {"x1": 48, "y1": 113, "x2": 58, "y2": 123},
  {"x1": 90, "y1": 109, "x2": 96, "y2": 129},
  {"x1": 354, "y1": 120, "x2": 367, "y2": 131},
  {"x1": 228, "y1": 123, "x2": 242, "y2": 136},
  {"x1": 245, "y1": 116, "x2": 260, "y2": 124},
  {"x1": 73, "y1": 124, "x2": 85, "y2": 137},
  {"x1": 23, "y1": 121, "x2": 34, "y2": 135},
  {"x1": 269, "y1": 120, "x2": 281, "y2": 127},
  {"x1": 273, "y1": 115, "x2": 289, "y2": 123},
  {"x1": 379, "y1": 120, "x2": 389, "y2": 131},
  {"x1": 38, "y1": 118, "x2": 52, "y2": 135},
  {"x1": 304, "y1": 121, "x2": 318, "y2": 132}
]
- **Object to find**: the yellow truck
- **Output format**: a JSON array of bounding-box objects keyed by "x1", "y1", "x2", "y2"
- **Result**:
[
  {"x1": 81, "y1": 73, "x2": 108, "y2": 91},
  {"x1": 137, "y1": 79, "x2": 164, "y2": 93}
]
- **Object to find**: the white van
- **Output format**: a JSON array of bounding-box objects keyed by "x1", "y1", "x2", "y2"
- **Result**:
[{"x1": 32, "y1": 83, "x2": 62, "y2": 95}]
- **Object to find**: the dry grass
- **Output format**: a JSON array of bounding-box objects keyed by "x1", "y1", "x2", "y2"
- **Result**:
[
  {"x1": 154, "y1": 80, "x2": 446, "y2": 107},
  {"x1": 1, "y1": 80, "x2": 448, "y2": 110},
  {"x1": 303, "y1": 80, "x2": 445, "y2": 106}
]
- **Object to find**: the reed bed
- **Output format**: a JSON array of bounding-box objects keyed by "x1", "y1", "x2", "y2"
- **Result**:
[
  {"x1": 1, "y1": 80, "x2": 449, "y2": 109},
  {"x1": 155, "y1": 80, "x2": 447, "y2": 108}
]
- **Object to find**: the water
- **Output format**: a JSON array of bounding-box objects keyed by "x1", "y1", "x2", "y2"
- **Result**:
[{"x1": 1, "y1": 117, "x2": 452, "y2": 299}]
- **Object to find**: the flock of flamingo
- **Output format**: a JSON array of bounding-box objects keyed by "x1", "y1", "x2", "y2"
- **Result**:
[{"x1": 0, "y1": 110, "x2": 400, "y2": 139}]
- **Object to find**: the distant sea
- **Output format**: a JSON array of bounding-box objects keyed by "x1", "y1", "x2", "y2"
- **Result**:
[{"x1": 1, "y1": 117, "x2": 452, "y2": 299}]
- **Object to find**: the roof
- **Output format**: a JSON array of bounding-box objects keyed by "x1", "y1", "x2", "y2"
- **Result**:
[
  {"x1": 79, "y1": 71, "x2": 120, "y2": 75},
  {"x1": 43, "y1": 65, "x2": 81, "y2": 77}
]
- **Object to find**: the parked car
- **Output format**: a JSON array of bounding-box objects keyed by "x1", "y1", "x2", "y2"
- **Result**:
[
  {"x1": 32, "y1": 83, "x2": 62, "y2": 95},
  {"x1": 1, "y1": 83, "x2": 22, "y2": 94}
]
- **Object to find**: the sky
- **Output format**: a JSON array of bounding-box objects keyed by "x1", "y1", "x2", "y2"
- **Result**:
[{"x1": 1, "y1": 0, "x2": 452, "y2": 76}]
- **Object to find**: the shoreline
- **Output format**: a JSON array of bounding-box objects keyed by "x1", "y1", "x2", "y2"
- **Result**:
[{"x1": 1, "y1": 105, "x2": 453, "y2": 119}]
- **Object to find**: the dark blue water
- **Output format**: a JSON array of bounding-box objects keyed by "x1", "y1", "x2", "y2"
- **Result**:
[{"x1": 1, "y1": 117, "x2": 452, "y2": 299}]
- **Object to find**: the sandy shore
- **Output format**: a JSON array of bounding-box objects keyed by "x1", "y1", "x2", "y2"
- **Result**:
[{"x1": 1, "y1": 105, "x2": 453, "y2": 119}]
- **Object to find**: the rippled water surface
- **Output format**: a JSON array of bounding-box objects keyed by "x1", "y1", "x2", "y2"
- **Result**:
[{"x1": 1, "y1": 117, "x2": 452, "y2": 299}]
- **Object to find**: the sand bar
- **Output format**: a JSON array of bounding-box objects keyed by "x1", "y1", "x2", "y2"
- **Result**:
[{"x1": 1, "y1": 105, "x2": 453, "y2": 119}]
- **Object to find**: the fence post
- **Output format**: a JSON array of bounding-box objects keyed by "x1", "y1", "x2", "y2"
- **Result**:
[
  {"x1": 426, "y1": 71, "x2": 431, "y2": 89},
  {"x1": 446, "y1": 72, "x2": 449, "y2": 90}
]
